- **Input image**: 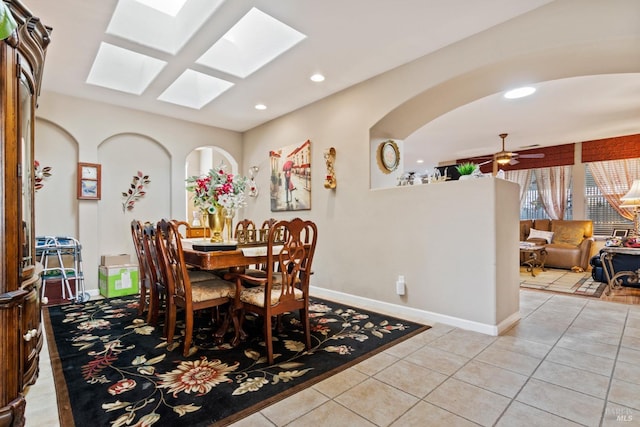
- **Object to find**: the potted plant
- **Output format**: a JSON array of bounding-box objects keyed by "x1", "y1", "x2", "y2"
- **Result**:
[{"x1": 456, "y1": 162, "x2": 477, "y2": 180}]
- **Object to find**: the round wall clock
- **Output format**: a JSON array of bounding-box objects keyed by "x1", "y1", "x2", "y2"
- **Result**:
[{"x1": 378, "y1": 140, "x2": 400, "y2": 173}]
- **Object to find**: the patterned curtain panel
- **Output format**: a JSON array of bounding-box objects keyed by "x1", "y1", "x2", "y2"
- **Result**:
[
  {"x1": 533, "y1": 166, "x2": 572, "y2": 220},
  {"x1": 588, "y1": 159, "x2": 640, "y2": 221}
]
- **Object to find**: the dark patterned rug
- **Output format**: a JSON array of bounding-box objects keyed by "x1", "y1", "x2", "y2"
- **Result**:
[{"x1": 44, "y1": 295, "x2": 429, "y2": 427}]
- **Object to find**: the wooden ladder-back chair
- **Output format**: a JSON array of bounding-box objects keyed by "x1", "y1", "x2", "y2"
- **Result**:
[
  {"x1": 156, "y1": 219, "x2": 236, "y2": 356},
  {"x1": 232, "y1": 218, "x2": 318, "y2": 363},
  {"x1": 131, "y1": 220, "x2": 152, "y2": 319},
  {"x1": 141, "y1": 223, "x2": 166, "y2": 327}
]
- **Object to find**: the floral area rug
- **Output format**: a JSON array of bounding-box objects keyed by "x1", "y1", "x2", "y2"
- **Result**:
[{"x1": 44, "y1": 296, "x2": 429, "y2": 427}]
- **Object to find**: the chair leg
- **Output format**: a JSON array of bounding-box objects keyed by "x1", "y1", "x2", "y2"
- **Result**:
[
  {"x1": 138, "y1": 278, "x2": 147, "y2": 315},
  {"x1": 213, "y1": 305, "x2": 230, "y2": 344},
  {"x1": 264, "y1": 313, "x2": 274, "y2": 364},
  {"x1": 146, "y1": 283, "x2": 157, "y2": 325},
  {"x1": 166, "y1": 302, "x2": 176, "y2": 343},
  {"x1": 183, "y1": 311, "x2": 194, "y2": 357},
  {"x1": 300, "y1": 308, "x2": 311, "y2": 350}
]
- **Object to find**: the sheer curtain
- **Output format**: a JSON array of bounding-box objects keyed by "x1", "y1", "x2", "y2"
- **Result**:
[
  {"x1": 589, "y1": 159, "x2": 640, "y2": 220},
  {"x1": 504, "y1": 169, "x2": 532, "y2": 210},
  {"x1": 533, "y1": 166, "x2": 572, "y2": 220}
]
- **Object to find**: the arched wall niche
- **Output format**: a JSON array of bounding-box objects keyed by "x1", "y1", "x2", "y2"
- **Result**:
[
  {"x1": 369, "y1": 38, "x2": 640, "y2": 188},
  {"x1": 185, "y1": 145, "x2": 239, "y2": 226},
  {"x1": 34, "y1": 118, "x2": 80, "y2": 237},
  {"x1": 97, "y1": 133, "x2": 171, "y2": 256}
]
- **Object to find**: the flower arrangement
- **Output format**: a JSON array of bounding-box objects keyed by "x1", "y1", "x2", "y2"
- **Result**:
[
  {"x1": 122, "y1": 171, "x2": 151, "y2": 212},
  {"x1": 186, "y1": 165, "x2": 247, "y2": 214}
]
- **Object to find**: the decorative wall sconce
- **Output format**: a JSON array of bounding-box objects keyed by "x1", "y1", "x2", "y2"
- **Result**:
[
  {"x1": 324, "y1": 147, "x2": 336, "y2": 189},
  {"x1": 248, "y1": 166, "x2": 259, "y2": 197}
]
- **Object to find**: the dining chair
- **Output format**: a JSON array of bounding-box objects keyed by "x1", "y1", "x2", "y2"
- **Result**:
[
  {"x1": 141, "y1": 223, "x2": 166, "y2": 327},
  {"x1": 231, "y1": 218, "x2": 318, "y2": 363},
  {"x1": 130, "y1": 220, "x2": 151, "y2": 319},
  {"x1": 234, "y1": 218, "x2": 256, "y2": 244},
  {"x1": 156, "y1": 219, "x2": 236, "y2": 357}
]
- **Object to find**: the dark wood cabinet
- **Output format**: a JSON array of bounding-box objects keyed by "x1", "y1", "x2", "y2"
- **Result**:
[{"x1": 0, "y1": 1, "x2": 50, "y2": 426}]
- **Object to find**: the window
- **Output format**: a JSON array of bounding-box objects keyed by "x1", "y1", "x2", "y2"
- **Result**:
[
  {"x1": 585, "y1": 165, "x2": 633, "y2": 235},
  {"x1": 520, "y1": 172, "x2": 573, "y2": 220}
]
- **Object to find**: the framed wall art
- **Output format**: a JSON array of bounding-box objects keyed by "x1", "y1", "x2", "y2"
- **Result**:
[
  {"x1": 269, "y1": 140, "x2": 311, "y2": 212},
  {"x1": 77, "y1": 162, "x2": 101, "y2": 200}
]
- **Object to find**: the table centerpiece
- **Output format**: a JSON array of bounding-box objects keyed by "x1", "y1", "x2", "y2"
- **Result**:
[{"x1": 186, "y1": 165, "x2": 247, "y2": 243}]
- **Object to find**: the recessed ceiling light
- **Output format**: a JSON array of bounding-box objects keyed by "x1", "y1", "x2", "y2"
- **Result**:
[
  {"x1": 157, "y1": 69, "x2": 233, "y2": 109},
  {"x1": 86, "y1": 42, "x2": 166, "y2": 94},
  {"x1": 504, "y1": 86, "x2": 536, "y2": 99},
  {"x1": 255, "y1": 104, "x2": 267, "y2": 110},
  {"x1": 310, "y1": 73, "x2": 325, "y2": 82},
  {"x1": 416, "y1": 159, "x2": 424, "y2": 164},
  {"x1": 135, "y1": 0, "x2": 187, "y2": 16},
  {"x1": 196, "y1": 7, "x2": 306, "y2": 78}
]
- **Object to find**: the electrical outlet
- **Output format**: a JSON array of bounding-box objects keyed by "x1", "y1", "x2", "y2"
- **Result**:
[{"x1": 396, "y1": 277, "x2": 405, "y2": 295}]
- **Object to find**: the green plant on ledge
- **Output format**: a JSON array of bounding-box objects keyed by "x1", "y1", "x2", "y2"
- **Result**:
[{"x1": 456, "y1": 162, "x2": 477, "y2": 176}]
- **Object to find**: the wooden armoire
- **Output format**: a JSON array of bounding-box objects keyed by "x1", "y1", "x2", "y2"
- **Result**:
[{"x1": 0, "y1": 1, "x2": 50, "y2": 426}]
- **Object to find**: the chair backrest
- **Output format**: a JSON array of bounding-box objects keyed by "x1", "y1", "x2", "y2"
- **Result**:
[
  {"x1": 156, "y1": 219, "x2": 193, "y2": 307},
  {"x1": 235, "y1": 218, "x2": 256, "y2": 243},
  {"x1": 141, "y1": 223, "x2": 162, "y2": 289},
  {"x1": 266, "y1": 218, "x2": 317, "y2": 304},
  {"x1": 130, "y1": 220, "x2": 147, "y2": 283}
]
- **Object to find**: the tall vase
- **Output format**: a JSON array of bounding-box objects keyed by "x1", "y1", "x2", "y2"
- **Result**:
[
  {"x1": 224, "y1": 207, "x2": 236, "y2": 242},
  {"x1": 207, "y1": 207, "x2": 225, "y2": 243}
]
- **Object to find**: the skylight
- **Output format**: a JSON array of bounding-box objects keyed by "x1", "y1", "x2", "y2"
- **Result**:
[
  {"x1": 135, "y1": 0, "x2": 187, "y2": 17},
  {"x1": 196, "y1": 7, "x2": 306, "y2": 78},
  {"x1": 157, "y1": 69, "x2": 234, "y2": 109},
  {"x1": 107, "y1": 0, "x2": 224, "y2": 55},
  {"x1": 86, "y1": 42, "x2": 166, "y2": 94}
]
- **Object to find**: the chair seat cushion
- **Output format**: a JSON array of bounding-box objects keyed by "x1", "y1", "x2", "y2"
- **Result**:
[
  {"x1": 191, "y1": 279, "x2": 235, "y2": 302},
  {"x1": 188, "y1": 269, "x2": 219, "y2": 283},
  {"x1": 240, "y1": 284, "x2": 303, "y2": 307}
]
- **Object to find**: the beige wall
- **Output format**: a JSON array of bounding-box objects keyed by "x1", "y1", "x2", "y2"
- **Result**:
[
  {"x1": 32, "y1": 0, "x2": 640, "y2": 333},
  {"x1": 35, "y1": 93, "x2": 244, "y2": 289}
]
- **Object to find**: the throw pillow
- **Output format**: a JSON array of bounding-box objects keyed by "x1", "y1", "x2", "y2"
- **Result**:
[
  {"x1": 528, "y1": 228, "x2": 554, "y2": 244},
  {"x1": 552, "y1": 225, "x2": 584, "y2": 246}
]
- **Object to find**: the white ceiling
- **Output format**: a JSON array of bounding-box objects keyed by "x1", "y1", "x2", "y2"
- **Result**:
[{"x1": 27, "y1": 0, "x2": 640, "y2": 169}]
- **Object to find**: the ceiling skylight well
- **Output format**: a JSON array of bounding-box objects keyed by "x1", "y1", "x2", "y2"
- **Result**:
[
  {"x1": 86, "y1": 42, "x2": 166, "y2": 94},
  {"x1": 196, "y1": 7, "x2": 307, "y2": 78},
  {"x1": 157, "y1": 69, "x2": 234, "y2": 109},
  {"x1": 135, "y1": 0, "x2": 188, "y2": 17},
  {"x1": 107, "y1": 0, "x2": 224, "y2": 55}
]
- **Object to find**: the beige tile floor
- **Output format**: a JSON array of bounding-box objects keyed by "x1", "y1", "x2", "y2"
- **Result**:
[{"x1": 25, "y1": 290, "x2": 640, "y2": 427}]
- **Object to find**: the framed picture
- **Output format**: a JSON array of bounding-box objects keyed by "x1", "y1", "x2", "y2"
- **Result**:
[
  {"x1": 77, "y1": 162, "x2": 101, "y2": 200},
  {"x1": 612, "y1": 229, "x2": 629, "y2": 238},
  {"x1": 269, "y1": 140, "x2": 311, "y2": 212}
]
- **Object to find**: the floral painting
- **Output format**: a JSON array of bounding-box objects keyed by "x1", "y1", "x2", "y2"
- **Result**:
[{"x1": 269, "y1": 140, "x2": 311, "y2": 211}]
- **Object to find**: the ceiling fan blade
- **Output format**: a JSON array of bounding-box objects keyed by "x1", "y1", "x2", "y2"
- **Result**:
[
  {"x1": 509, "y1": 158, "x2": 520, "y2": 166},
  {"x1": 518, "y1": 153, "x2": 545, "y2": 158}
]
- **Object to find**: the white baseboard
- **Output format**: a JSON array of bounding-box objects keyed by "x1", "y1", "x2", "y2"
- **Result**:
[{"x1": 309, "y1": 286, "x2": 520, "y2": 336}]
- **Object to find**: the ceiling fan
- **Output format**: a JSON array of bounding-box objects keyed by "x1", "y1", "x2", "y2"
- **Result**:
[{"x1": 491, "y1": 133, "x2": 544, "y2": 166}]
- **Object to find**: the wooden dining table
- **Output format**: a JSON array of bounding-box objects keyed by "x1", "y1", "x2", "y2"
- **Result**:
[{"x1": 182, "y1": 246, "x2": 268, "y2": 271}]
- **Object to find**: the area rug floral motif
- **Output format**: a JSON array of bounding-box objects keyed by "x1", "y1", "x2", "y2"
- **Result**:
[{"x1": 44, "y1": 296, "x2": 428, "y2": 427}]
